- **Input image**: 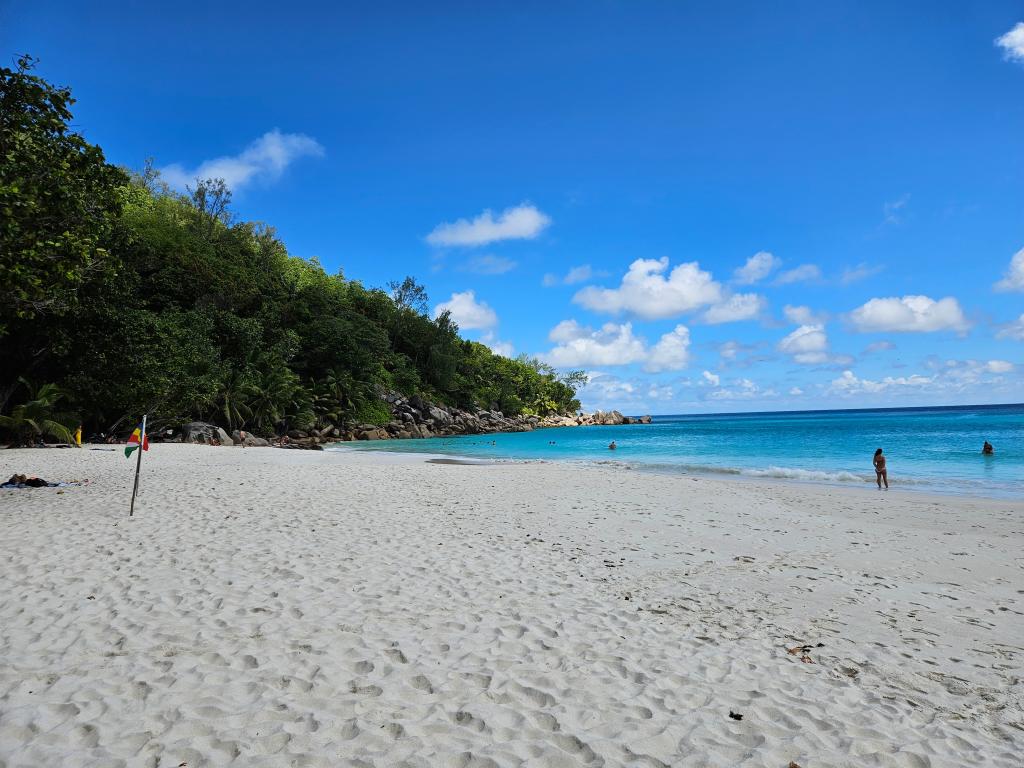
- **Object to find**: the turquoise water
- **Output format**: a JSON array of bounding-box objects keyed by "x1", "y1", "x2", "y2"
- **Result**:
[{"x1": 331, "y1": 404, "x2": 1024, "y2": 498}]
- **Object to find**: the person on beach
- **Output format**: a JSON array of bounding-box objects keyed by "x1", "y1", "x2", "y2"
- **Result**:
[
  {"x1": 873, "y1": 448, "x2": 888, "y2": 490},
  {"x1": 982, "y1": 441, "x2": 994, "y2": 455}
]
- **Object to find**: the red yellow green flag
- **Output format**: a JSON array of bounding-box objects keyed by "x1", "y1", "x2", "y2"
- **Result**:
[{"x1": 125, "y1": 423, "x2": 149, "y2": 458}]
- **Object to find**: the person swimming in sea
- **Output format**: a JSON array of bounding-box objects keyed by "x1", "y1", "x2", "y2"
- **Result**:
[
  {"x1": 982, "y1": 441, "x2": 994, "y2": 455},
  {"x1": 873, "y1": 447, "x2": 888, "y2": 490},
  {"x1": 608, "y1": 441, "x2": 617, "y2": 450}
]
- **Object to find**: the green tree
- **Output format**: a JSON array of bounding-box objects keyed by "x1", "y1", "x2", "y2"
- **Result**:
[
  {"x1": 214, "y1": 366, "x2": 254, "y2": 431},
  {"x1": 560, "y1": 370, "x2": 589, "y2": 388},
  {"x1": 0, "y1": 55, "x2": 128, "y2": 336},
  {"x1": 388, "y1": 276, "x2": 429, "y2": 315},
  {"x1": 244, "y1": 366, "x2": 303, "y2": 434}
]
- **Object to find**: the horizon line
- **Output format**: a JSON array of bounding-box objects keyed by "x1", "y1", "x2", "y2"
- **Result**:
[{"x1": 615, "y1": 401, "x2": 1024, "y2": 420}]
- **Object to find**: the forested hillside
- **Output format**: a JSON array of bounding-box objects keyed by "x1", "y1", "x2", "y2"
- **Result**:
[{"x1": 0, "y1": 57, "x2": 583, "y2": 443}]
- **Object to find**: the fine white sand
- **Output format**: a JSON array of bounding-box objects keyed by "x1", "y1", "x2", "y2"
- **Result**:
[{"x1": 1, "y1": 443, "x2": 1021, "y2": 767}]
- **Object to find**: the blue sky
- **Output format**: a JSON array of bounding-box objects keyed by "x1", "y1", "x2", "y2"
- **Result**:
[{"x1": 5, "y1": 2, "x2": 1023, "y2": 413}]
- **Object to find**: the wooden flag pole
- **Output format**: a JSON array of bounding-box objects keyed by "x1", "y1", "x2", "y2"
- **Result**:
[{"x1": 129, "y1": 413, "x2": 147, "y2": 517}]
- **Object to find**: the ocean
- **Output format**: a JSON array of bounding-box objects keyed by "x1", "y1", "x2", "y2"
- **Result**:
[{"x1": 330, "y1": 403, "x2": 1024, "y2": 498}]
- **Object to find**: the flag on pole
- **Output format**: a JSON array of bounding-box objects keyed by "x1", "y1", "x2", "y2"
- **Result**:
[
  {"x1": 128, "y1": 414, "x2": 149, "y2": 517},
  {"x1": 124, "y1": 422, "x2": 150, "y2": 458}
]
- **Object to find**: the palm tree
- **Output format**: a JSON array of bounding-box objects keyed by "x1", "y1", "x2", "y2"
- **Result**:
[
  {"x1": 0, "y1": 378, "x2": 76, "y2": 446},
  {"x1": 312, "y1": 368, "x2": 360, "y2": 427},
  {"x1": 215, "y1": 367, "x2": 253, "y2": 431},
  {"x1": 244, "y1": 367, "x2": 298, "y2": 434}
]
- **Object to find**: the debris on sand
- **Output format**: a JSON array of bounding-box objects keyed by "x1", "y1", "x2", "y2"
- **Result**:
[{"x1": 786, "y1": 642, "x2": 825, "y2": 664}]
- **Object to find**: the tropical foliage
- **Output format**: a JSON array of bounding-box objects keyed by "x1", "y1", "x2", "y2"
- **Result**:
[
  {"x1": 0, "y1": 379, "x2": 76, "y2": 446},
  {"x1": 0, "y1": 59, "x2": 584, "y2": 441},
  {"x1": 0, "y1": 55, "x2": 128, "y2": 336}
]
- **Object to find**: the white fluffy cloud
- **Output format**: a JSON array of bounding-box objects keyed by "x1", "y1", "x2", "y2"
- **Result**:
[
  {"x1": 160, "y1": 130, "x2": 324, "y2": 191},
  {"x1": 939, "y1": 359, "x2": 1018, "y2": 387},
  {"x1": 544, "y1": 320, "x2": 691, "y2": 371},
  {"x1": 645, "y1": 325, "x2": 692, "y2": 372},
  {"x1": 426, "y1": 204, "x2": 550, "y2": 247},
  {"x1": 702, "y1": 293, "x2": 766, "y2": 324},
  {"x1": 708, "y1": 378, "x2": 773, "y2": 401},
  {"x1": 774, "y1": 264, "x2": 822, "y2": 285},
  {"x1": 575, "y1": 372, "x2": 680, "y2": 412},
  {"x1": 848, "y1": 295, "x2": 970, "y2": 333},
  {"x1": 733, "y1": 251, "x2": 780, "y2": 284},
  {"x1": 996, "y1": 314, "x2": 1024, "y2": 341},
  {"x1": 577, "y1": 372, "x2": 637, "y2": 407},
  {"x1": 832, "y1": 358, "x2": 1020, "y2": 398},
  {"x1": 829, "y1": 370, "x2": 933, "y2": 395},
  {"x1": 994, "y1": 247, "x2": 1024, "y2": 292},
  {"x1": 548, "y1": 319, "x2": 585, "y2": 343},
  {"x1": 831, "y1": 358, "x2": 1019, "y2": 398},
  {"x1": 778, "y1": 324, "x2": 830, "y2": 364},
  {"x1": 433, "y1": 290, "x2": 498, "y2": 329},
  {"x1": 702, "y1": 370, "x2": 720, "y2": 386},
  {"x1": 783, "y1": 304, "x2": 824, "y2": 325},
  {"x1": 545, "y1": 321, "x2": 648, "y2": 367},
  {"x1": 996, "y1": 22, "x2": 1024, "y2": 63},
  {"x1": 573, "y1": 257, "x2": 723, "y2": 320},
  {"x1": 573, "y1": 257, "x2": 761, "y2": 324}
]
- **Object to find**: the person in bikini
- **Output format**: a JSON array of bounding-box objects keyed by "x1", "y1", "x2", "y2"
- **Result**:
[{"x1": 873, "y1": 447, "x2": 888, "y2": 490}]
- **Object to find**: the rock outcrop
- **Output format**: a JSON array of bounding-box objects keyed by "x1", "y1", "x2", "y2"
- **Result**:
[
  {"x1": 231, "y1": 430, "x2": 270, "y2": 447},
  {"x1": 319, "y1": 393, "x2": 653, "y2": 443},
  {"x1": 161, "y1": 396, "x2": 651, "y2": 449},
  {"x1": 181, "y1": 422, "x2": 219, "y2": 444}
]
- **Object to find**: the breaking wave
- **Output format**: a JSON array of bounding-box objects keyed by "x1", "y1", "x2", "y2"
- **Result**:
[
  {"x1": 740, "y1": 466, "x2": 871, "y2": 483},
  {"x1": 620, "y1": 461, "x2": 936, "y2": 486}
]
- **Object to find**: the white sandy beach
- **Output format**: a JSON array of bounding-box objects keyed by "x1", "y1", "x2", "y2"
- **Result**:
[{"x1": 1, "y1": 443, "x2": 1021, "y2": 767}]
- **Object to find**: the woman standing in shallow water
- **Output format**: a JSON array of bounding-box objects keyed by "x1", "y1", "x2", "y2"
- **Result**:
[{"x1": 873, "y1": 448, "x2": 889, "y2": 490}]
